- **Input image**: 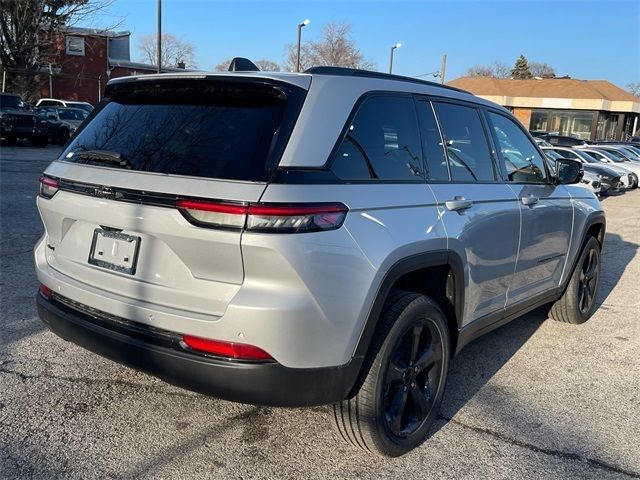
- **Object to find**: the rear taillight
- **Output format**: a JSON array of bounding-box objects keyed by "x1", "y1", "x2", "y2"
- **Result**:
[
  {"x1": 39, "y1": 176, "x2": 59, "y2": 199},
  {"x1": 177, "y1": 199, "x2": 348, "y2": 233},
  {"x1": 182, "y1": 335, "x2": 273, "y2": 361},
  {"x1": 38, "y1": 283, "x2": 53, "y2": 300}
]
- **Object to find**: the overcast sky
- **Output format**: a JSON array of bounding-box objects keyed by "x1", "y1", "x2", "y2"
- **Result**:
[{"x1": 97, "y1": 0, "x2": 639, "y2": 88}]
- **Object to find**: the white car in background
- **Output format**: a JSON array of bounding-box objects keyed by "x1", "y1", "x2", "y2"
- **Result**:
[{"x1": 575, "y1": 147, "x2": 639, "y2": 189}]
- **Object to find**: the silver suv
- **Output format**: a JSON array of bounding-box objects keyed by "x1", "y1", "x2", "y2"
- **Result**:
[{"x1": 34, "y1": 66, "x2": 605, "y2": 457}]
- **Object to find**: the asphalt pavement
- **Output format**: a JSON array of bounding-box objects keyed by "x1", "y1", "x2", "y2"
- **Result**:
[{"x1": 1, "y1": 144, "x2": 639, "y2": 479}]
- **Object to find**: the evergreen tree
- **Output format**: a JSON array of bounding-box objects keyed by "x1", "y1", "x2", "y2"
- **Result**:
[{"x1": 511, "y1": 55, "x2": 533, "y2": 79}]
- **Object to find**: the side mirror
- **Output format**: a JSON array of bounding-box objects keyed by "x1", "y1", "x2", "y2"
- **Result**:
[{"x1": 555, "y1": 158, "x2": 583, "y2": 184}]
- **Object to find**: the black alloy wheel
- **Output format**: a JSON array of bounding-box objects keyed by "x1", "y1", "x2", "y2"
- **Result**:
[
  {"x1": 578, "y1": 247, "x2": 599, "y2": 315},
  {"x1": 383, "y1": 319, "x2": 443, "y2": 438}
]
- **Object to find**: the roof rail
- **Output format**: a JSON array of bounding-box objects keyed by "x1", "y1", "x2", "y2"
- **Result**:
[{"x1": 303, "y1": 66, "x2": 470, "y2": 94}]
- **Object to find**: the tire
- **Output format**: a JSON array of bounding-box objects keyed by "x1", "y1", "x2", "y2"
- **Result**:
[
  {"x1": 56, "y1": 128, "x2": 70, "y2": 145},
  {"x1": 332, "y1": 291, "x2": 450, "y2": 457},
  {"x1": 549, "y1": 236, "x2": 601, "y2": 324}
]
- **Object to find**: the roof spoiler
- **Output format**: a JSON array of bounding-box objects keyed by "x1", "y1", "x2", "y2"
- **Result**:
[{"x1": 228, "y1": 57, "x2": 260, "y2": 72}]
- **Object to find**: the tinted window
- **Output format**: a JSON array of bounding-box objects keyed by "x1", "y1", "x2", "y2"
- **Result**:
[
  {"x1": 433, "y1": 102, "x2": 495, "y2": 182},
  {"x1": 62, "y1": 80, "x2": 305, "y2": 181},
  {"x1": 551, "y1": 148, "x2": 580, "y2": 161},
  {"x1": 0, "y1": 94, "x2": 25, "y2": 110},
  {"x1": 487, "y1": 112, "x2": 547, "y2": 183},
  {"x1": 331, "y1": 96, "x2": 423, "y2": 181},
  {"x1": 416, "y1": 101, "x2": 449, "y2": 181}
]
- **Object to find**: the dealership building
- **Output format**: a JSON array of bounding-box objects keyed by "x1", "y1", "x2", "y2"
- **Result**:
[{"x1": 448, "y1": 76, "x2": 640, "y2": 141}]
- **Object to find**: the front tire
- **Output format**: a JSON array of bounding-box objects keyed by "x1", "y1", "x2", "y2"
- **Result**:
[
  {"x1": 549, "y1": 236, "x2": 601, "y2": 324},
  {"x1": 332, "y1": 291, "x2": 450, "y2": 457}
]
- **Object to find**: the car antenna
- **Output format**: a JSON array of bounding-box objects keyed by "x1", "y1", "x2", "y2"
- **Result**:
[{"x1": 228, "y1": 57, "x2": 260, "y2": 72}]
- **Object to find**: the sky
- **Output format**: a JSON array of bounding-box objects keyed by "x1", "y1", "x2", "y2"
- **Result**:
[{"x1": 94, "y1": 0, "x2": 640, "y2": 88}]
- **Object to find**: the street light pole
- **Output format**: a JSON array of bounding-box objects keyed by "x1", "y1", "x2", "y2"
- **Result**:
[
  {"x1": 296, "y1": 19, "x2": 310, "y2": 72},
  {"x1": 156, "y1": 0, "x2": 162, "y2": 73},
  {"x1": 388, "y1": 43, "x2": 401, "y2": 74}
]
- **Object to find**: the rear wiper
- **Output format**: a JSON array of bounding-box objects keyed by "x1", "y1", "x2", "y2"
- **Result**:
[{"x1": 75, "y1": 150, "x2": 132, "y2": 169}]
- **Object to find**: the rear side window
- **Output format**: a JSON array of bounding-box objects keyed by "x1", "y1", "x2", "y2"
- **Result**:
[
  {"x1": 62, "y1": 80, "x2": 305, "y2": 182},
  {"x1": 487, "y1": 111, "x2": 547, "y2": 183},
  {"x1": 331, "y1": 96, "x2": 424, "y2": 181},
  {"x1": 433, "y1": 102, "x2": 496, "y2": 182},
  {"x1": 551, "y1": 149, "x2": 580, "y2": 161},
  {"x1": 416, "y1": 100, "x2": 449, "y2": 181}
]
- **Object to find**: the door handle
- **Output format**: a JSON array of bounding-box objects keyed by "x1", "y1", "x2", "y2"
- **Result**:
[
  {"x1": 445, "y1": 196, "x2": 473, "y2": 211},
  {"x1": 521, "y1": 195, "x2": 539, "y2": 206}
]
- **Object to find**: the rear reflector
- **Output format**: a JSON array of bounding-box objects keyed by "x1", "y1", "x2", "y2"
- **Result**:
[
  {"x1": 39, "y1": 176, "x2": 59, "y2": 199},
  {"x1": 182, "y1": 335, "x2": 273, "y2": 361},
  {"x1": 177, "y1": 199, "x2": 348, "y2": 233},
  {"x1": 38, "y1": 283, "x2": 53, "y2": 300}
]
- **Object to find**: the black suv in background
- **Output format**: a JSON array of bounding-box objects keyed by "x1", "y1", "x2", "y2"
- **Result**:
[{"x1": 0, "y1": 93, "x2": 48, "y2": 147}]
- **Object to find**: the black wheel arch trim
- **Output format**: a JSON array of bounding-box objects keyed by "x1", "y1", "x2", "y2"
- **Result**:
[{"x1": 353, "y1": 249, "x2": 465, "y2": 360}]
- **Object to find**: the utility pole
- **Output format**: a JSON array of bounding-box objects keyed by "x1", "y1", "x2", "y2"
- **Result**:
[
  {"x1": 439, "y1": 54, "x2": 447, "y2": 84},
  {"x1": 156, "y1": 0, "x2": 162, "y2": 73}
]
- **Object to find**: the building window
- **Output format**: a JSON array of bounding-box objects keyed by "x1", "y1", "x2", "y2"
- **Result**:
[{"x1": 66, "y1": 36, "x2": 85, "y2": 56}]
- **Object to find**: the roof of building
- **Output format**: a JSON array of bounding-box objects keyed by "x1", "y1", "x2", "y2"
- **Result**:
[
  {"x1": 447, "y1": 77, "x2": 640, "y2": 113},
  {"x1": 60, "y1": 26, "x2": 131, "y2": 38}
]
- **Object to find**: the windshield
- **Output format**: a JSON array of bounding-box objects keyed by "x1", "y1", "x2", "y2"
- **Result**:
[
  {"x1": 573, "y1": 150, "x2": 599, "y2": 163},
  {"x1": 62, "y1": 79, "x2": 306, "y2": 181},
  {"x1": 598, "y1": 149, "x2": 627, "y2": 162},
  {"x1": 58, "y1": 109, "x2": 83, "y2": 120}
]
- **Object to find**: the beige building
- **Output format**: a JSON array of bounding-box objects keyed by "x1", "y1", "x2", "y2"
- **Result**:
[{"x1": 448, "y1": 77, "x2": 640, "y2": 141}]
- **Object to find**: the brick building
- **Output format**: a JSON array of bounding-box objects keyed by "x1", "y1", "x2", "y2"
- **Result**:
[
  {"x1": 39, "y1": 27, "x2": 186, "y2": 105},
  {"x1": 448, "y1": 76, "x2": 640, "y2": 141}
]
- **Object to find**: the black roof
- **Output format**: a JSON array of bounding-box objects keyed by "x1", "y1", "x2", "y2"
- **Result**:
[{"x1": 304, "y1": 66, "x2": 470, "y2": 94}]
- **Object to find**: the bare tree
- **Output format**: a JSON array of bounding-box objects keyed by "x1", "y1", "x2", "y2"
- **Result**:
[
  {"x1": 466, "y1": 61, "x2": 510, "y2": 78},
  {"x1": 627, "y1": 82, "x2": 640, "y2": 97},
  {"x1": 466, "y1": 58, "x2": 555, "y2": 80},
  {"x1": 254, "y1": 59, "x2": 280, "y2": 72},
  {"x1": 137, "y1": 33, "x2": 196, "y2": 69},
  {"x1": 284, "y1": 21, "x2": 373, "y2": 72},
  {"x1": 214, "y1": 58, "x2": 280, "y2": 72},
  {"x1": 0, "y1": 0, "x2": 117, "y2": 99},
  {"x1": 529, "y1": 62, "x2": 555, "y2": 78}
]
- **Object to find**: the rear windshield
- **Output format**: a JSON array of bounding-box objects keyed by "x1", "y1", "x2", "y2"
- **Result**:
[{"x1": 61, "y1": 79, "x2": 306, "y2": 182}]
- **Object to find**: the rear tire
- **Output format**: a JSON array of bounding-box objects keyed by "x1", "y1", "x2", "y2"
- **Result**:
[
  {"x1": 549, "y1": 236, "x2": 601, "y2": 324},
  {"x1": 332, "y1": 291, "x2": 450, "y2": 457}
]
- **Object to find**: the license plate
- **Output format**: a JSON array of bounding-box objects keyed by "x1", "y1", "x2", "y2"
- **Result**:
[{"x1": 88, "y1": 229, "x2": 141, "y2": 275}]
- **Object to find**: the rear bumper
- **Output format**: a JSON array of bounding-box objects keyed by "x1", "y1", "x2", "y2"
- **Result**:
[{"x1": 37, "y1": 294, "x2": 362, "y2": 407}]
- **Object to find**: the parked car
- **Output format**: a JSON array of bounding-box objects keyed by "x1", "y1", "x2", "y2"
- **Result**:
[
  {"x1": 530, "y1": 132, "x2": 588, "y2": 147},
  {"x1": 35, "y1": 107, "x2": 87, "y2": 144},
  {"x1": 533, "y1": 137, "x2": 553, "y2": 147},
  {"x1": 0, "y1": 93, "x2": 49, "y2": 147},
  {"x1": 36, "y1": 98, "x2": 94, "y2": 114},
  {"x1": 543, "y1": 149, "x2": 601, "y2": 196},
  {"x1": 35, "y1": 66, "x2": 605, "y2": 457},
  {"x1": 577, "y1": 147, "x2": 640, "y2": 187},
  {"x1": 542, "y1": 147, "x2": 626, "y2": 194},
  {"x1": 591, "y1": 144, "x2": 640, "y2": 163}
]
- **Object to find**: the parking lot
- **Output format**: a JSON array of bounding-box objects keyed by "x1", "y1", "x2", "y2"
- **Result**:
[{"x1": 1, "y1": 145, "x2": 638, "y2": 479}]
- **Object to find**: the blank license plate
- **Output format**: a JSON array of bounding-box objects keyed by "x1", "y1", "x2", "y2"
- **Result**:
[{"x1": 88, "y1": 229, "x2": 141, "y2": 275}]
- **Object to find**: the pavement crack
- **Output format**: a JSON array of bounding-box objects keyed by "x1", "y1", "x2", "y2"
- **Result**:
[{"x1": 439, "y1": 415, "x2": 640, "y2": 479}]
